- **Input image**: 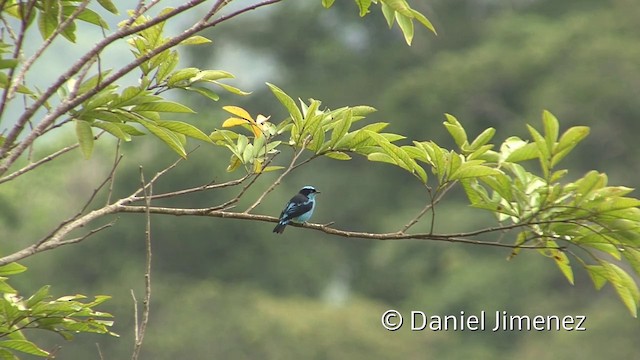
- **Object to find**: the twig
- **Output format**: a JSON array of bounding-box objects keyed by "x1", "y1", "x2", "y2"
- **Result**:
[
  {"x1": 400, "y1": 181, "x2": 456, "y2": 233},
  {"x1": 131, "y1": 167, "x2": 152, "y2": 360},
  {"x1": 115, "y1": 205, "x2": 574, "y2": 251},
  {"x1": 0, "y1": 143, "x2": 79, "y2": 184},
  {"x1": 107, "y1": 140, "x2": 123, "y2": 205}
]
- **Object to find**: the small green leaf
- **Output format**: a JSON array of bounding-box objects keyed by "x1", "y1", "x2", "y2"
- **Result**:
[
  {"x1": 263, "y1": 166, "x2": 285, "y2": 172},
  {"x1": 0, "y1": 340, "x2": 49, "y2": 357},
  {"x1": 193, "y1": 70, "x2": 234, "y2": 82},
  {"x1": 325, "y1": 151, "x2": 352, "y2": 160},
  {"x1": 132, "y1": 101, "x2": 194, "y2": 113},
  {"x1": 180, "y1": 35, "x2": 211, "y2": 45},
  {"x1": 322, "y1": 0, "x2": 336, "y2": 8},
  {"x1": 183, "y1": 86, "x2": 219, "y2": 101},
  {"x1": 329, "y1": 109, "x2": 352, "y2": 147},
  {"x1": 138, "y1": 119, "x2": 186, "y2": 158},
  {"x1": 450, "y1": 165, "x2": 502, "y2": 180},
  {"x1": 382, "y1": 0, "x2": 413, "y2": 17},
  {"x1": 468, "y1": 127, "x2": 495, "y2": 151},
  {"x1": 410, "y1": 9, "x2": 436, "y2": 34},
  {"x1": 92, "y1": 121, "x2": 132, "y2": 141},
  {"x1": 355, "y1": 0, "x2": 372, "y2": 16},
  {"x1": 266, "y1": 83, "x2": 303, "y2": 128},
  {"x1": 542, "y1": 110, "x2": 559, "y2": 148},
  {"x1": 551, "y1": 126, "x2": 590, "y2": 167},
  {"x1": 157, "y1": 121, "x2": 212, "y2": 143},
  {"x1": 75, "y1": 120, "x2": 94, "y2": 159},
  {"x1": 368, "y1": 152, "x2": 396, "y2": 165},
  {"x1": 213, "y1": 81, "x2": 250, "y2": 96},
  {"x1": 602, "y1": 262, "x2": 639, "y2": 317},
  {"x1": 380, "y1": 2, "x2": 395, "y2": 27},
  {"x1": 443, "y1": 113, "x2": 467, "y2": 148},
  {"x1": 167, "y1": 67, "x2": 200, "y2": 87},
  {"x1": 97, "y1": 0, "x2": 118, "y2": 14},
  {"x1": 395, "y1": 13, "x2": 414, "y2": 45},
  {"x1": 0, "y1": 263, "x2": 27, "y2": 276},
  {"x1": 552, "y1": 249, "x2": 574, "y2": 285},
  {"x1": 26, "y1": 285, "x2": 51, "y2": 308}
]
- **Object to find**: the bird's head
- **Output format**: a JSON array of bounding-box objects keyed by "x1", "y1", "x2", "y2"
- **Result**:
[{"x1": 299, "y1": 185, "x2": 320, "y2": 198}]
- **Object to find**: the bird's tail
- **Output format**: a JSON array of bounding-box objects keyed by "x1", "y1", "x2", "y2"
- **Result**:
[{"x1": 273, "y1": 221, "x2": 287, "y2": 234}]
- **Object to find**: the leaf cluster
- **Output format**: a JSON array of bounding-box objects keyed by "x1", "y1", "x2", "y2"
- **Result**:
[{"x1": 0, "y1": 263, "x2": 116, "y2": 359}]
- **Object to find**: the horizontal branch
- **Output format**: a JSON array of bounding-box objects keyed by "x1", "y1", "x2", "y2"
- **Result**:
[{"x1": 116, "y1": 205, "x2": 562, "y2": 250}]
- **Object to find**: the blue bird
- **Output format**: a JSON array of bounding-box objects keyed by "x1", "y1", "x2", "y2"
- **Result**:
[{"x1": 273, "y1": 186, "x2": 320, "y2": 234}]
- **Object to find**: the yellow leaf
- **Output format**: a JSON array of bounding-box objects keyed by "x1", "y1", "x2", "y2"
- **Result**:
[
  {"x1": 223, "y1": 105, "x2": 252, "y2": 121},
  {"x1": 250, "y1": 124, "x2": 262, "y2": 138},
  {"x1": 222, "y1": 117, "x2": 249, "y2": 127}
]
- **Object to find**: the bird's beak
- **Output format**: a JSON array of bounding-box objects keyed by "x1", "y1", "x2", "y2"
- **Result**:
[{"x1": 315, "y1": 190, "x2": 321, "y2": 194}]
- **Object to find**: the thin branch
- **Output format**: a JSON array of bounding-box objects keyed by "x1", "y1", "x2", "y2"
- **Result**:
[
  {"x1": 107, "y1": 141, "x2": 123, "y2": 205},
  {"x1": 130, "y1": 173, "x2": 251, "y2": 202},
  {"x1": 0, "y1": 143, "x2": 79, "y2": 184},
  {"x1": 55, "y1": 221, "x2": 116, "y2": 246},
  {"x1": 400, "y1": 181, "x2": 456, "y2": 233},
  {"x1": 116, "y1": 205, "x2": 568, "y2": 250},
  {"x1": 131, "y1": 167, "x2": 152, "y2": 360}
]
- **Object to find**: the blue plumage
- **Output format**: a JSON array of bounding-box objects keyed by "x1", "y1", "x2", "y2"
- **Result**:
[{"x1": 273, "y1": 186, "x2": 320, "y2": 233}]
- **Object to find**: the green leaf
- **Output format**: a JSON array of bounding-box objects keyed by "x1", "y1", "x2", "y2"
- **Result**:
[
  {"x1": 132, "y1": 101, "x2": 194, "y2": 113},
  {"x1": 263, "y1": 166, "x2": 285, "y2": 172},
  {"x1": 180, "y1": 35, "x2": 211, "y2": 45},
  {"x1": 97, "y1": 0, "x2": 119, "y2": 14},
  {"x1": 322, "y1": 0, "x2": 336, "y2": 8},
  {"x1": 551, "y1": 126, "x2": 590, "y2": 167},
  {"x1": 138, "y1": 119, "x2": 186, "y2": 158},
  {"x1": 0, "y1": 340, "x2": 49, "y2": 357},
  {"x1": 468, "y1": 127, "x2": 495, "y2": 151},
  {"x1": 526, "y1": 124, "x2": 550, "y2": 176},
  {"x1": 63, "y1": 7, "x2": 109, "y2": 29},
  {"x1": 602, "y1": 262, "x2": 639, "y2": 317},
  {"x1": 450, "y1": 165, "x2": 502, "y2": 180},
  {"x1": 395, "y1": 13, "x2": 414, "y2": 45},
  {"x1": 266, "y1": 83, "x2": 303, "y2": 128},
  {"x1": 622, "y1": 247, "x2": 640, "y2": 275},
  {"x1": 167, "y1": 67, "x2": 200, "y2": 87},
  {"x1": 329, "y1": 109, "x2": 352, "y2": 147},
  {"x1": 380, "y1": 2, "x2": 395, "y2": 27},
  {"x1": 368, "y1": 152, "x2": 396, "y2": 165},
  {"x1": 0, "y1": 263, "x2": 27, "y2": 276},
  {"x1": 443, "y1": 113, "x2": 467, "y2": 148},
  {"x1": 325, "y1": 151, "x2": 352, "y2": 160},
  {"x1": 585, "y1": 265, "x2": 608, "y2": 290},
  {"x1": 37, "y1": 3, "x2": 58, "y2": 40},
  {"x1": 26, "y1": 285, "x2": 51, "y2": 308},
  {"x1": 75, "y1": 120, "x2": 94, "y2": 159},
  {"x1": 156, "y1": 51, "x2": 179, "y2": 83},
  {"x1": 552, "y1": 249, "x2": 574, "y2": 285},
  {"x1": 157, "y1": 121, "x2": 212, "y2": 143},
  {"x1": 542, "y1": 110, "x2": 559, "y2": 149},
  {"x1": 183, "y1": 86, "x2": 219, "y2": 101},
  {"x1": 92, "y1": 121, "x2": 132, "y2": 141},
  {"x1": 382, "y1": 0, "x2": 413, "y2": 17},
  {"x1": 410, "y1": 9, "x2": 436, "y2": 34},
  {"x1": 213, "y1": 81, "x2": 251, "y2": 95},
  {"x1": 355, "y1": 0, "x2": 372, "y2": 16},
  {"x1": 192, "y1": 70, "x2": 235, "y2": 82}
]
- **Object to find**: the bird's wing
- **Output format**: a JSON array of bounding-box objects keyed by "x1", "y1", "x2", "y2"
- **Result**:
[{"x1": 280, "y1": 194, "x2": 313, "y2": 222}]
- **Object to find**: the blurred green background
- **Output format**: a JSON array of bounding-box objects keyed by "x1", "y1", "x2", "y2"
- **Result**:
[{"x1": 1, "y1": 0, "x2": 639, "y2": 358}]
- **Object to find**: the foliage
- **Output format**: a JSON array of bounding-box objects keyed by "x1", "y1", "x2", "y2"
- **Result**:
[
  {"x1": 0, "y1": 263, "x2": 115, "y2": 358},
  {"x1": 0, "y1": 0, "x2": 638, "y2": 358}
]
